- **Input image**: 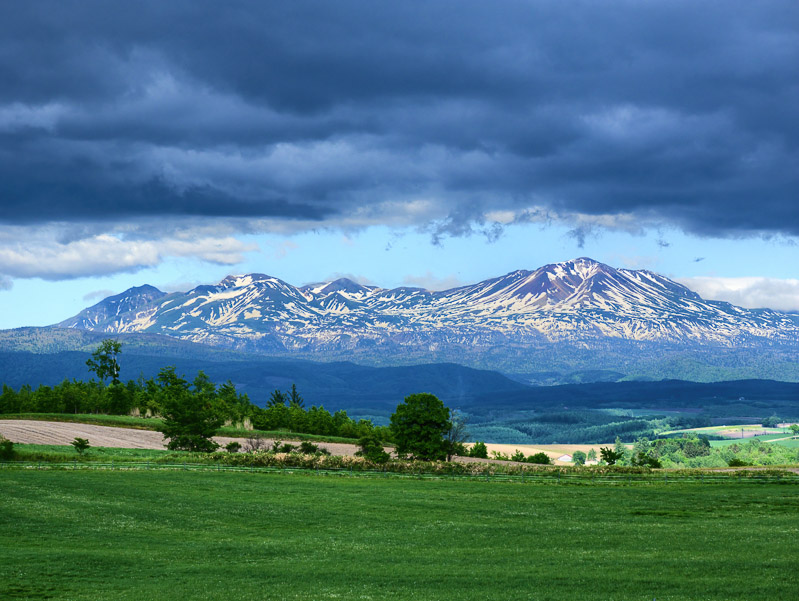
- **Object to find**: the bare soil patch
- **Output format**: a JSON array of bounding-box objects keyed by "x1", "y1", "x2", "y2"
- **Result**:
[
  {"x1": 472, "y1": 442, "x2": 615, "y2": 464},
  {"x1": 0, "y1": 420, "x2": 362, "y2": 456},
  {"x1": 2, "y1": 419, "x2": 591, "y2": 466}
]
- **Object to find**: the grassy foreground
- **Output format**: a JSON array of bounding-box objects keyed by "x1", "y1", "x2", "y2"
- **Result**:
[{"x1": 1, "y1": 472, "x2": 798, "y2": 600}]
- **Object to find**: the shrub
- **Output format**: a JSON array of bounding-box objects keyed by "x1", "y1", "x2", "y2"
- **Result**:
[
  {"x1": 450, "y1": 442, "x2": 468, "y2": 457},
  {"x1": 164, "y1": 435, "x2": 219, "y2": 453},
  {"x1": 511, "y1": 450, "x2": 526, "y2": 462},
  {"x1": 269, "y1": 440, "x2": 288, "y2": 453},
  {"x1": 631, "y1": 452, "x2": 662, "y2": 468},
  {"x1": 0, "y1": 436, "x2": 14, "y2": 460},
  {"x1": 526, "y1": 452, "x2": 552, "y2": 465},
  {"x1": 469, "y1": 442, "x2": 488, "y2": 459},
  {"x1": 600, "y1": 446, "x2": 624, "y2": 465},
  {"x1": 727, "y1": 457, "x2": 750, "y2": 467},
  {"x1": 71, "y1": 437, "x2": 91, "y2": 455},
  {"x1": 299, "y1": 441, "x2": 318, "y2": 454},
  {"x1": 356, "y1": 433, "x2": 390, "y2": 464},
  {"x1": 572, "y1": 450, "x2": 587, "y2": 465},
  {"x1": 244, "y1": 434, "x2": 267, "y2": 452},
  {"x1": 225, "y1": 441, "x2": 242, "y2": 453},
  {"x1": 298, "y1": 441, "x2": 330, "y2": 455}
]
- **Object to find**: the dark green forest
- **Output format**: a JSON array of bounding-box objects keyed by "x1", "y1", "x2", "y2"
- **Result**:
[{"x1": 0, "y1": 348, "x2": 391, "y2": 443}]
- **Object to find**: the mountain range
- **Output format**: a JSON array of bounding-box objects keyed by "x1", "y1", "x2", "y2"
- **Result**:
[{"x1": 54, "y1": 258, "x2": 799, "y2": 382}]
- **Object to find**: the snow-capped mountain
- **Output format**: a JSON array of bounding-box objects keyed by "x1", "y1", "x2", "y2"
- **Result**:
[
  {"x1": 60, "y1": 285, "x2": 166, "y2": 330},
  {"x1": 57, "y1": 258, "x2": 799, "y2": 375}
]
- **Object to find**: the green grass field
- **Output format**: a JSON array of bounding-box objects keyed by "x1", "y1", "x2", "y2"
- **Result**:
[
  {"x1": 1, "y1": 470, "x2": 797, "y2": 600},
  {"x1": 661, "y1": 424, "x2": 791, "y2": 435},
  {"x1": 768, "y1": 437, "x2": 799, "y2": 448},
  {"x1": 710, "y1": 434, "x2": 798, "y2": 448},
  {"x1": 10, "y1": 443, "x2": 178, "y2": 462}
]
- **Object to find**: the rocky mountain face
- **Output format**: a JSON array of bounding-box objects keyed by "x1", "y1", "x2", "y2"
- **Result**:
[
  {"x1": 56, "y1": 258, "x2": 799, "y2": 381},
  {"x1": 60, "y1": 285, "x2": 167, "y2": 330}
]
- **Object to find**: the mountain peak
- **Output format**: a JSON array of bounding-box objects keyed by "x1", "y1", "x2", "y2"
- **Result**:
[
  {"x1": 89, "y1": 284, "x2": 165, "y2": 308},
  {"x1": 321, "y1": 278, "x2": 373, "y2": 294},
  {"x1": 219, "y1": 273, "x2": 279, "y2": 288},
  {"x1": 300, "y1": 277, "x2": 378, "y2": 299},
  {"x1": 57, "y1": 284, "x2": 165, "y2": 330},
  {"x1": 55, "y1": 259, "x2": 798, "y2": 357}
]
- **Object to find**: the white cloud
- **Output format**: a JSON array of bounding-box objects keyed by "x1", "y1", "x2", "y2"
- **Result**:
[
  {"x1": 265, "y1": 240, "x2": 299, "y2": 259},
  {"x1": 312, "y1": 273, "x2": 379, "y2": 287},
  {"x1": 83, "y1": 289, "x2": 115, "y2": 302},
  {"x1": 0, "y1": 225, "x2": 258, "y2": 280},
  {"x1": 402, "y1": 271, "x2": 465, "y2": 291},
  {"x1": 679, "y1": 276, "x2": 799, "y2": 312}
]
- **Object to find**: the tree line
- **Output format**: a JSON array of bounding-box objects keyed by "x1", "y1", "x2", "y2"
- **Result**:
[
  {"x1": 0, "y1": 340, "x2": 390, "y2": 445},
  {"x1": 0, "y1": 340, "x2": 479, "y2": 462},
  {"x1": 591, "y1": 433, "x2": 799, "y2": 468}
]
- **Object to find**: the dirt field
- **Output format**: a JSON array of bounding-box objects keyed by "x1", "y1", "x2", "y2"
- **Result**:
[
  {"x1": 713, "y1": 427, "x2": 782, "y2": 439},
  {"x1": 0, "y1": 420, "x2": 362, "y2": 456},
  {"x1": 0, "y1": 420, "x2": 599, "y2": 465},
  {"x1": 662, "y1": 425, "x2": 788, "y2": 439},
  {"x1": 477, "y1": 442, "x2": 614, "y2": 464}
]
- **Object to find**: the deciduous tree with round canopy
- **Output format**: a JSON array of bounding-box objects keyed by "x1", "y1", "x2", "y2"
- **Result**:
[{"x1": 390, "y1": 393, "x2": 451, "y2": 461}]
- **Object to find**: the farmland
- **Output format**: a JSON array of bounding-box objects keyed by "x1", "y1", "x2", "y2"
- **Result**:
[
  {"x1": 1, "y1": 470, "x2": 797, "y2": 601},
  {"x1": 0, "y1": 419, "x2": 609, "y2": 465},
  {"x1": 659, "y1": 424, "x2": 799, "y2": 448}
]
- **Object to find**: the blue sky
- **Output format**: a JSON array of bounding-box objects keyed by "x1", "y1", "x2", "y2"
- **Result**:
[
  {"x1": 1, "y1": 1, "x2": 798, "y2": 328},
  {"x1": 4, "y1": 224, "x2": 797, "y2": 329}
]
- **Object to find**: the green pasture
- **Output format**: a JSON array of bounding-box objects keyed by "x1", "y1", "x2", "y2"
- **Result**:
[
  {"x1": 1, "y1": 471, "x2": 797, "y2": 601},
  {"x1": 660, "y1": 424, "x2": 788, "y2": 436},
  {"x1": 10, "y1": 443, "x2": 177, "y2": 463},
  {"x1": 709, "y1": 434, "x2": 797, "y2": 448},
  {"x1": 771, "y1": 437, "x2": 799, "y2": 448}
]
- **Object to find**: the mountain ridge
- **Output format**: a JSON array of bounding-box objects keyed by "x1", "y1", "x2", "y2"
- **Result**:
[{"x1": 52, "y1": 257, "x2": 799, "y2": 380}]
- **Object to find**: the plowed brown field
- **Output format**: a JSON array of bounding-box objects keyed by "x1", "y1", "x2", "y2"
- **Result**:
[
  {"x1": 0, "y1": 420, "x2": 361, "y2": 456},
  {"x1": 0, "y1": 420, "x2": 598, "y2": 465}
]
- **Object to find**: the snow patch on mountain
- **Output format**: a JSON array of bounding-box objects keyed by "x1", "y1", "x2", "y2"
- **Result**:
[{"x1": 57, "y1": 258, "x2": 799, "y2": 357}]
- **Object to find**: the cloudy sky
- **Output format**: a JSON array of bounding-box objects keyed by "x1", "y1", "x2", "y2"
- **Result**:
[{"x1": 1, "y1": 0, "x2": 797, "y2": 328}]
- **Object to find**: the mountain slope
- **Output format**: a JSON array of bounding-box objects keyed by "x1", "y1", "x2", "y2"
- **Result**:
[
  {"x1": 59, "y1": 285, "x2": 166, "y2": 330},
  {"x1": 53, "y1": 258, "x2": 799, "y2": 379}
]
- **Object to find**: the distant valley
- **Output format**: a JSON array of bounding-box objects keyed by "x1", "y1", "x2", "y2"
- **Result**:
[{"x1": 1, "y1": 328, "x2": 797, "y2": 438}]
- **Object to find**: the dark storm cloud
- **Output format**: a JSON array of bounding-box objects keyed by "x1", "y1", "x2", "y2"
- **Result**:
[{"x1": 0, "y1": 0, "x2": 797, "y2": 237}]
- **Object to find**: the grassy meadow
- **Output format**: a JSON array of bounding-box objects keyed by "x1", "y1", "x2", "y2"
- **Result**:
[
  {"x1": 1, "y1": 470, "x2": 797, "y2": 600},
  {"x1": 10, "y1": 443, "x2": 177, "y2": 463}
]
